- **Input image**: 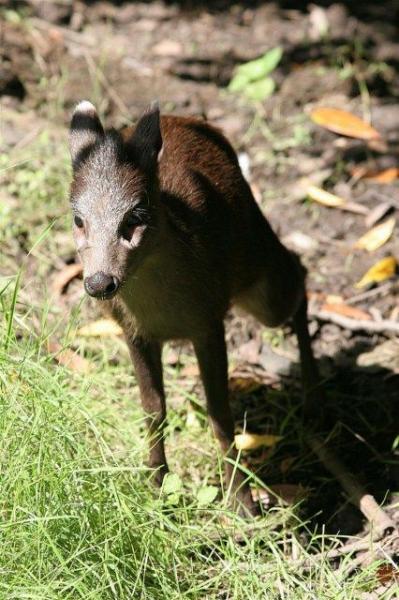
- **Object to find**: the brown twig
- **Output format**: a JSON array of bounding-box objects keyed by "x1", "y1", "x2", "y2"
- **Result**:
[
  {"x1": 339, "y1": 201, "x2": 369, "y2": 215},
  {"x1": 309, "y1": 309, "x2": 399, "y2": 335},
  {"x1": 321, "y1": 532, "x2": 381, "y2": 559},
  {"x1": 306, "y1": 434, "x2": 396, "y2": 540},
  {"x1": 346, "y1": 281, "x2": 397, "y2": 306},
  {"x1": 29, "y1": 17, "x2": 95, "y2": 47},
  {"x1": 324, "y1": 532, "x2": 399, "y2": 566},
  {"x1": 337, "y1": 532, "x2": 399, "y2": 579}
]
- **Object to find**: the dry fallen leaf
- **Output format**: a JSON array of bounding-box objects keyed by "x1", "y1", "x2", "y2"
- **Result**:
[
  {"x1": 310, "y1": 107, "x2": 381, "y2": 140},
  {"x1": 307, "y1": 185, "x2": 346, "y2": 207},
  {"x1": 48, "y1": 341, "x2": 91, "y2": 373},
  {"x1": 364, "y1": 167, "x2": 399, "y2": 183},
  {"x1": 354, "y1": 218, "x2": 396, "y2": 252},
  {"x1": 56, "y1": 349, "x2": 91, "y2": 373},
  {"x1": 51, "y1": 263, "x2": 83, "y2": 296},
  {"x1": 355, "y1": 256, "x2": 397, "y2": 288},
  {"x1": 321, "y1": 302, "x2": 371, "y2": 320},
  {"x1": 77, "y1": 319, "x2": 123, "y2": 337},
  {"x1": 229, "y1": 365, "x2": 278, "y2": 389},
  {"x1": 229, "y1": 376, "x2": 262, "y2": 394},
  {"x1": 235, "y1": 432, "x2": 282, "y2": 451},
  {"x1": 376, "y1": 563, "x2": 398, "y2": 585},
  {"x1": 307, "y1": 186, "x2": 368, "y2": 214}
]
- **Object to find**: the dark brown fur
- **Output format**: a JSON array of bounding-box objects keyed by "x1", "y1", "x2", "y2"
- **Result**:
[{"x1": 69, "y1": 103, "x2": 321, "y2": 515}]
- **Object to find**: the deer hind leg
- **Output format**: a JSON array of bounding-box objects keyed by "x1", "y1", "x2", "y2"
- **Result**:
[{"x1": 292, "y1": 295, "x2": 323, "y2": 413}]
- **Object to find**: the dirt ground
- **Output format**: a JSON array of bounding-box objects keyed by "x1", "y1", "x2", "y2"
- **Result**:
[{"x1": 1, "y1": 0, "x2": 399, "y2": 547}]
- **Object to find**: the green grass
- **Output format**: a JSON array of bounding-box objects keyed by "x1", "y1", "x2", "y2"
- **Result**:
[
  {"x1": 0, "y1": 118, "x2": 394, "y2": 599},
  {"x1": 0, "y1": 308, "x2": 388, "y2": 599}
]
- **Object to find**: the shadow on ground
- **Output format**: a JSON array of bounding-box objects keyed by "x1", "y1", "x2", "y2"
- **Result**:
[{"x1": 230, "y1": 343, "x2": 398, "y2": 536}]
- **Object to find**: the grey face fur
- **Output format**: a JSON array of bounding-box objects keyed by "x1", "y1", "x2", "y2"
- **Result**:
[{"x1": 69, "y1": 101, "x2": 162, "y2": 297}]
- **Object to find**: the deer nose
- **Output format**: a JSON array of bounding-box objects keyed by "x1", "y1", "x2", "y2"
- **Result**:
[{"x1": 84, "y1": 272, "x2": 120, "y2": 299}]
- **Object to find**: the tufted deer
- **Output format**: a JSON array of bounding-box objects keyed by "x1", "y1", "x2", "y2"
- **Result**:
[{"x1": 68, "y1": 101, "x2": 320, "y2": 515}]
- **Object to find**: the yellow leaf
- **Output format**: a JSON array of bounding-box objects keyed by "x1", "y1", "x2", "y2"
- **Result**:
[
  {"x1": 354, "y1": 218, "x2": 396, "y2": 252},
  {"x1": 355, "y1": 256, "x2": 397, "y2": 289},
  {"x1": 234, "y1": 432, "x2": 282, "y2": 451},
  {"x1": 307, "y1": 185, "x2": 345, "y2": 207},
  {"x1": 77, "y1": 319, "x2": 123, "y2": 337},
  {"x1": 310, "y1": 107, "x2": 381, "y2": 140}
]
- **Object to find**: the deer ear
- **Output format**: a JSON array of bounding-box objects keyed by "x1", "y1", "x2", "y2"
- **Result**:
[
  {"x1": 128, "y1": 102, "x2": 163, "y2": 172},
  {"x1": 69, "y1": 101, "x2": 104, "y2": 167}
]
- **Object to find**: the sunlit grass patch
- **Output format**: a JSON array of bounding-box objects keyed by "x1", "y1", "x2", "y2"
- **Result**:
[{"x1": 0, "y1": 272, "x2": 388, "y2": 599}]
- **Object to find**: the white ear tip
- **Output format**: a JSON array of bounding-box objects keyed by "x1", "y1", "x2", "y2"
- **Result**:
[{"x1": 74, "y1": 100, "x2": 97, "y2": 115}]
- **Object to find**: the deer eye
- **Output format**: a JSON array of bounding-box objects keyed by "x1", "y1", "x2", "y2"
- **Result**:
[
  {"x1": 74, "y1": 215, "x2": 84, "y2": 228},
  {"x1": 121, "y1": 212, "x2": 142, "y2": 242},
  {"x1": 125, "y1": 213, "x2": 141, "y2": 228}
]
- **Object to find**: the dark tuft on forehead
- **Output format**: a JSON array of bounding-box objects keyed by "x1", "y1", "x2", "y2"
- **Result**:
[
  {"x1": 73, "y1": 128, "x2": 141, "y2": 173},
  {"x1": 70, "y1": 129, "x2": 146, "y2": 210}
]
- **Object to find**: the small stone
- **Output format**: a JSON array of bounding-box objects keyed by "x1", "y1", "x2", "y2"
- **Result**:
[
  {"x1": 153, "y1": 40, "x2": 183, "y2": 57},
  {"x1": 283, "y1": 231, "x2": 318, "y2": 253}
]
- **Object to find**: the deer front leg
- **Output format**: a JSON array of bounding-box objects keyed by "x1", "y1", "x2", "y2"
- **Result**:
[
  {"x1": 193, "y1": 323, "x2": 258, "y2": 516},
  {"x1": 127, "y1": 335, "x2": 168, "y2": 486}
]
